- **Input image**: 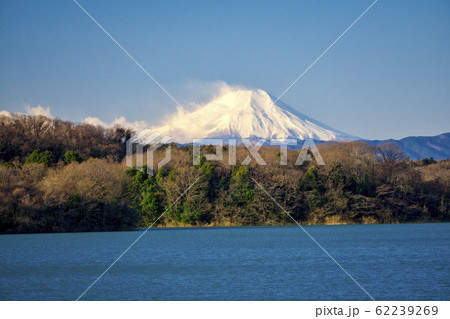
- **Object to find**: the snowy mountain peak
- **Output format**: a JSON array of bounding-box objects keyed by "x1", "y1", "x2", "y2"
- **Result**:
[{"x1": 151, "y1": 88, "x2": 356, "y2": 143}]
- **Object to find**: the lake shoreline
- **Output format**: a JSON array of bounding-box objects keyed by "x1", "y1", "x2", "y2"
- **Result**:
[
  {"x1": 153, "y1": 218, "x2": 448, "y2": 228},
  {"x1": 1, "y1": 219, "x2": 448, "y2": 235}
]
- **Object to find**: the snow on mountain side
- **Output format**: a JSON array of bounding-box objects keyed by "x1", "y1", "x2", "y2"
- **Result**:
[{"x1": 151, "y1": 88, "x2": 357, "y2": 143}]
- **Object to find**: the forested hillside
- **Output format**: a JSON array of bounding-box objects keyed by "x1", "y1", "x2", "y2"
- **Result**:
[
  {"x1": 1, "y1": 114, "x2": 449, "y2": 233},
  {"x1": 0, "y1": 113, "x2": 133, "y2": 163}
]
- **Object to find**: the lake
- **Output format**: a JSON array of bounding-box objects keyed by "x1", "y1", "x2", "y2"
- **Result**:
[{"x1": 0, "y1": 223, "x2": 448, "y2": 300}]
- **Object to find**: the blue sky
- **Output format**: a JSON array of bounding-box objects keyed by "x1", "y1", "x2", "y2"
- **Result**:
[{"x1": 0, "y1": 0, "x2": 449, "y2": 140}]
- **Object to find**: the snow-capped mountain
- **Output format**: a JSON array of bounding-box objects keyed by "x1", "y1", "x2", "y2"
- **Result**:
[{"x1": 151, "y1": 88, "x2": 356, "y2": 143}]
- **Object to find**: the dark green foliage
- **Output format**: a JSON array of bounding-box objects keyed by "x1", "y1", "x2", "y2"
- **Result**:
[
  {"x1": 219, "y1": 176, "x2": 230, "y2": 190},
  {"x1": 199, "y1": 162, "x2": 217, "y2": 200},
  {"x1": 422, "y1": 157, "x2": 437, "y2": 165},
  {"x1": 230, "y1": 165, "x2": 254, "y2": 205},
  {"x1": 1, "y1": 162, "x2": 13, "y2": 168},
  {"x1": 328, "y1": 163, "x2": 345, "y2": 185},
  {"x1": 302, "y1": 166, "x2": 318, "y2": 191},
  {"x1": 126, "y1": 166, "x2": 164, "y2": 227},
  {"x1": 25, "y1": 149, "x2": 56, "y2": 167},
  {"x1": 140, "y1": 183, "x2": 163, "y2": 225},
  {"x1": 64, "y1": 151, "x2": 82, "y2": 164},
  {"x1": 67, "y1": 193, "x2": 82, "y2": 209}
]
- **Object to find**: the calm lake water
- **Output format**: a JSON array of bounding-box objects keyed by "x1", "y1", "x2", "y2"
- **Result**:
[{"x1": 0, "y1": 223, "x2": 448, "y2": 300}]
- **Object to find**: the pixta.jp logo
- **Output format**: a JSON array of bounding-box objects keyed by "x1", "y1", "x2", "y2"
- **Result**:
[
  {"x1": 126, "y1": 130, "x2": 325, "y2": 175},
  {"x1": 126, "y1": 129, "x2": 172, "y2": 175},
  {"x1": 193, "y1": 138, "x2": 325, "y2": 166}
]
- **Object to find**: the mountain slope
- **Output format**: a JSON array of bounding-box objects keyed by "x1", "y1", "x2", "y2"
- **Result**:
[
  {"x1": 365, "y1": 133, "x2": 450, "y2": 160},
  {"x1": 151, "y1": 89, "x2": 356, "y2": 143}
]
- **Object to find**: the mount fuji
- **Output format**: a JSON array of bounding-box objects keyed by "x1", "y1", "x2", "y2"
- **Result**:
[{"x1": 151, "y1": 88, "x2": 357, "y2": 143}]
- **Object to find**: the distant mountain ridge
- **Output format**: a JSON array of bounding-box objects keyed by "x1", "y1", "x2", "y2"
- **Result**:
[{"x1": 364, "y1": 132, "x2": 450, "y2": 160}]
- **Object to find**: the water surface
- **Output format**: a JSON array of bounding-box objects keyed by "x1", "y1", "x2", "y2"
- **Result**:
[{"x1": 0, "y1": 223, "x2": 448, "y2": 300}]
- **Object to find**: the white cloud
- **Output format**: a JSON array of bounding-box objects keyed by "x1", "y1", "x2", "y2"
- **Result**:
[
  {"x1": 184, "y1": 80, "x2": 251, "y2": 108},
  {"x1": 25, "y1": 104, "x2": 53, "y2": 118},
  {"x1": 83, "y1": 116, "x2": 149, "y2": 132},
  {"x1": 83, "y1": 116, "x2": 108, "y2": 127},
  {"x1": 110, "y1": 116, "x2": 149, "y2": 132},
  {"x1": 0, "y1": 110, "x2": 12, "y2": 117},
  {"x1": 0, "y1": 105, "x2": 53, "y2": 118}
]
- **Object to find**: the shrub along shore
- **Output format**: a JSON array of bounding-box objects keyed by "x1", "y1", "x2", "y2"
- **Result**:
[{"x1": 1, "y1": 114, "x2": 449, "y2": 233}]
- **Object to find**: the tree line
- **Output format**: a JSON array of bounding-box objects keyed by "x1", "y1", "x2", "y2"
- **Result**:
[
  {"x1": 0, "y1": 113, "x2": 133, "y2": 163},
  {"x1": 0, "y1": 114, "x2": 449, "y2": 233}
]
